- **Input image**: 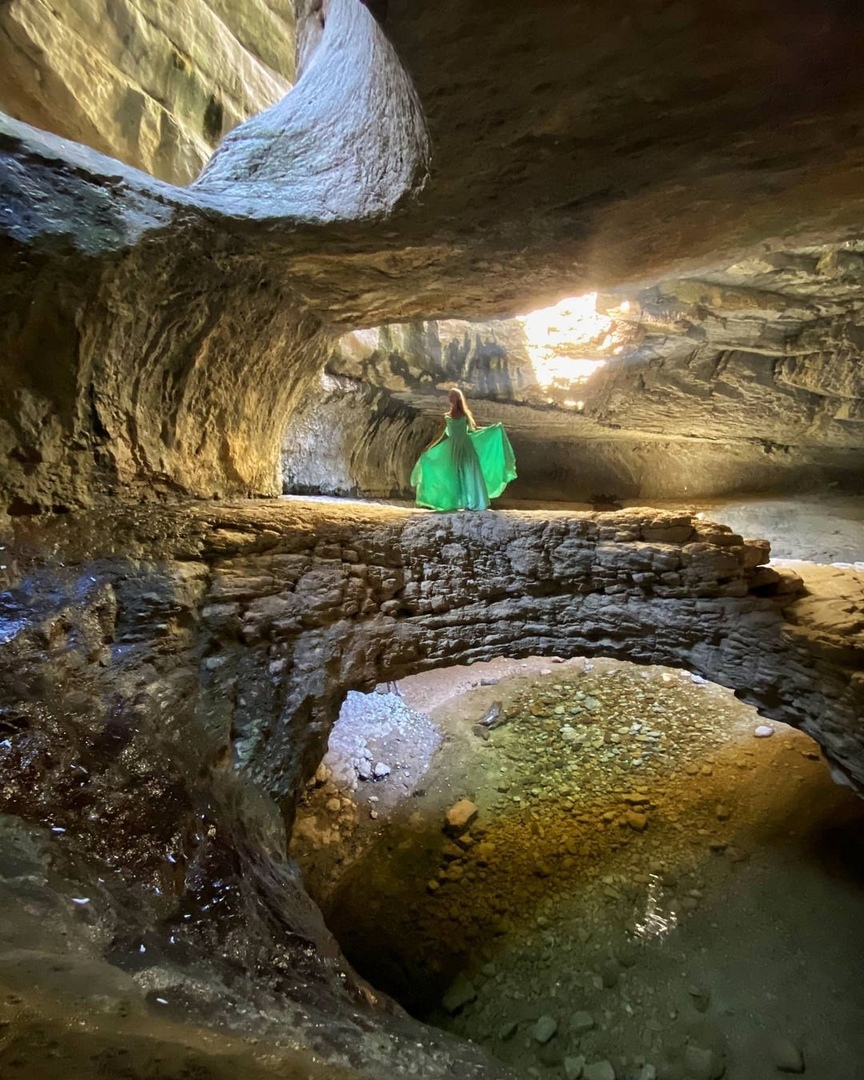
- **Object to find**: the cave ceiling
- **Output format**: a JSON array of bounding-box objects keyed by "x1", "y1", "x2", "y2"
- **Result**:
[
  {"x1": 285, "y1": 0, "x2": 864, "y2": 323},
  {"x1": 2, "y1": 0, "x2": 864, "y2": 508},
  {"x1": 6, "y1": 0, "x2": 864, "y2": 322}
]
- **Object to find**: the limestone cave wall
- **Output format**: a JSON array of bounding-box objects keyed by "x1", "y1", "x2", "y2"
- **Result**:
[
  {"x1": 282, "y1": 246, "x2": 864, "y2": 502},
  {"x1": 4, "y1": 2, "x2": 864, "y2": 1076},
  {"x1": 5, "y1": 3, "x2": 864, "y2": 512},
  {"x1": 0, "y1": 0, "x2": 295, "y2": 184}
]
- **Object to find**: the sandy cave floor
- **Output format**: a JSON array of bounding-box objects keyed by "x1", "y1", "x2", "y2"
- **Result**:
[{"x1": 289, "y1": 491, "x2": 864, "y2": 1080}]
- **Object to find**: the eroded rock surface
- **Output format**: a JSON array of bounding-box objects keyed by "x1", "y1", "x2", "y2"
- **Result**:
[
  {"x1": 1, "y1": 500, "x2": 862, "y2": 1075},
  {"x1": 3, "y1": 2, "x2": 864, "y2": 509},
  {"x1": 0, "y1": 0, "x2": 294, "y2": 184},
  {"x1": 283, "y1": 246, "x2": 864, "y2": 502}
]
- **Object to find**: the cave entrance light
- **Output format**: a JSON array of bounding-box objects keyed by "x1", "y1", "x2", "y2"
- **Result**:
[{"x1": 518, "y1": 292, "x2": 619, "y2": 395}]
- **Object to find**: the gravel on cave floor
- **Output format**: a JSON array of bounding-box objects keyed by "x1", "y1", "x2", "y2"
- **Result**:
[{"x1": 291, "y1": 656, "x2": 864, "y2": 1080}]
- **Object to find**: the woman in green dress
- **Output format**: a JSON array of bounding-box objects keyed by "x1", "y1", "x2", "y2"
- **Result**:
[{"x1": 410, "y1": 388, "x2": 517, "y2": 511}]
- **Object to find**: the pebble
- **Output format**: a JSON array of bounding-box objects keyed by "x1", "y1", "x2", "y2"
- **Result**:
[
  {"x1": 687, "y1": 985, "x2": 711, "y2": 1013},
  {"x1": 636, "y1": 1067, "x2": 657, "y2": 1080},
  {"x1": 683, "y1": 1043, "x2": 725, "y2": 1080},
  {"x1": 626, "y1": 810, "x2": 648, "y2": 831},
  {"x1": 498, "y1": 1020, "x2": 518, "y2": 1041},
  {"x1": 531, "y1": 1015, "x2": 558, "y2": 1043},
  {"x1": 571, "y1": 1010, "x2": 595, "y2": 1034},
  {"x1": 583, "y1": 1061, "x2": 616, "y2": 1080},
  {"x1": 372, "y1": 762, "x2": 391, "y2": 779},
  {"x1": 754, "y1": 724, "x2": 775, "y2": 738},
  {"x1": 446, "y1": 799, "x2": 478, "y2": 831},
  {"x1": 564, "y1": 1056, "x2": 586, "y2": 1079},
  {"x1": 771, "y1": 1037, "x2": 805, "y2": 1073}
]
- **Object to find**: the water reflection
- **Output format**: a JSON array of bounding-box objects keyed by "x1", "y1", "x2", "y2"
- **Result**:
[{"x1": 632, "y1": 874, "x2": 678, "y2": 942}]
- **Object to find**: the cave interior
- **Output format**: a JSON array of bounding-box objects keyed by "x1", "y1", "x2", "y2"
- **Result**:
[{"x1": 0, "y1": 1, "x2": 863, "y2": 1078}]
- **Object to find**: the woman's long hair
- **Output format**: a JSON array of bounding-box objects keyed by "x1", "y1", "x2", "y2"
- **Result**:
[{"x1": 448, "y1": 387, "x2": 477, "y2": 429}]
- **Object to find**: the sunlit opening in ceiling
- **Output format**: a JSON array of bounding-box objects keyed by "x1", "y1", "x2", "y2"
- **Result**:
[{"x1": 519, "y1": 292, "x2": 616, "y2": 390}]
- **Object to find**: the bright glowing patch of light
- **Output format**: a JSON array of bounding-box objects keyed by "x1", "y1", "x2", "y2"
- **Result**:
[
  {"x1": 633, "y1": 873, "x2": 679, "y2": 941},
  {"x1": 518, "y1": 293, "x2": 613, "y2": 389}
]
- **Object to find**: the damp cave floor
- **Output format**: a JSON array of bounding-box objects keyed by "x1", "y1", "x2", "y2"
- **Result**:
[{"x1": 291, "y1": 568, "x2": 864, "y2": 1080}]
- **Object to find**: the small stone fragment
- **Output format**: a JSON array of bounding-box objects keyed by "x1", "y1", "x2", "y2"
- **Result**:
[
  {"x1": 571, "y1": 1010, "x2": 595, "y2": 1034},
  {"x1": 583, "y1": 1060, "x2": 616, "y2": 1080},
  {"x1": 754, "y1": 724, "x2": 775, "y2": 738},
  {"x1": 441, "y1": 973, "x2": 477, "y2": 1014},
  {"x1": 446, "y1": 799, "x2": 478, "y2": 832},
  {"x1": 531, "y1": 1015, "x2": 558, "y2": 1043},
  {"x1": 372, "y1": 762, "x2": 391, "y2": 779},
  {"x1": 687, "y1": 985, "x2": 711, "y2": 1013},
  {"x1": 626, "y1": 810, "x2": 648, "y2": 831},
  {"x1": 637, "y1": 1067, "x2": 657, "y2": 1080},
  {"x1": 564, "y1": 1056, "x2": 586, "y2": 1080},
  {"x1": 771, "y1": 1037, "x2": 805, "y2": 1073}
]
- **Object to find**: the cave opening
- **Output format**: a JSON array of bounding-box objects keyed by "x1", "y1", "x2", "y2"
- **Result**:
[{"x1": 292, "y1": 655, "x2": 864, "y2": 1079}]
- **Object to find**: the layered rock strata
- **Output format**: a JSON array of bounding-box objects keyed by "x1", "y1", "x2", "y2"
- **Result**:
[
  {"x1": 5, "y1": 2, "x2": 864, "y2": 510},
  {"x1": 0, "y1": 0, "x2": 294, "y2": 184},
  {"x1": 2, "y1": 501, "x2": 863, "y2": 1074},
  {"x1": 283, "y1": 246, "x2": 864, "y2": 502},
  {"x1": 5, "y1": 502, "x2": 863, "y2": 810}
]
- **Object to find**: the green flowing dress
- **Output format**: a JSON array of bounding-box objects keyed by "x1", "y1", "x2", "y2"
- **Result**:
[{"x1": 411, "y1": 416, "x2": 517, "y2": 511}]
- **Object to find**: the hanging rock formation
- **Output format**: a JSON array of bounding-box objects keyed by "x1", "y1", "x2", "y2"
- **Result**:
[{"x1": 4, "y1": 2, "x2": 864, "y2": 512}]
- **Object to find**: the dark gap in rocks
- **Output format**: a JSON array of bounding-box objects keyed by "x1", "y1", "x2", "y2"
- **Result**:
[
  {"x1": 8, "y1": 446, "x2": 42, "y2": 467},
  {"x1": 7, "y1": 497, "x2": 41, "y2": 517},
  {"x1": 202, "y1": 95, "x2": 225, "y2": 142}
]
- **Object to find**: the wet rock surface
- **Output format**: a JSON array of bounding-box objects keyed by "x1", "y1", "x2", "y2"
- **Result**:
[{"x1": 1, "y1": 497, "x2": 863, "y2": 1078}]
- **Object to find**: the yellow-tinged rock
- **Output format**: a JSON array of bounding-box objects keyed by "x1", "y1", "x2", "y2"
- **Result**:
[{"x1": 0, "y1": 0, "x2": 293, "y2": 183}]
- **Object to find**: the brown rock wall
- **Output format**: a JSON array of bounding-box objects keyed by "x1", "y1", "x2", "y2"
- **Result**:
[
  {"x1": 7, "y1": 502, "x2": 861, "y2": 803},
  {"x1": 2, "y1": 500, "x2": 862, "y2": 1075}
]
